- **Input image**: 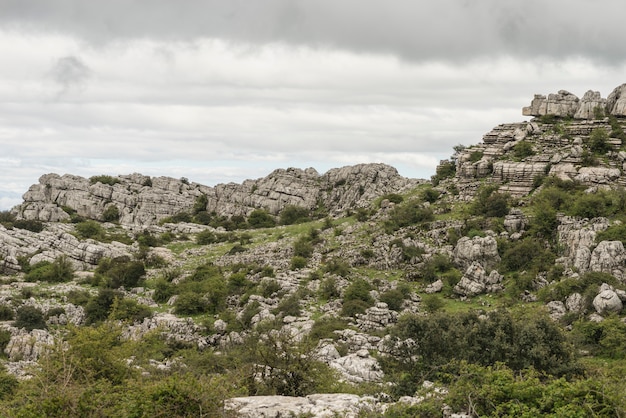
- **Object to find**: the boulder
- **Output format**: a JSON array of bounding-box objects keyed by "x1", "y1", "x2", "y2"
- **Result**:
[
  {"x1": 453, "y1": 236, "x2": 500, "y2": 270},
  {"x1": 522, "y1": 90, "x2": 579, "y2": 118},
  {"x1": 574, "y1": 90, "x2": 607, "y2": 119},
  {"x1": 589, "y1": 240, "x2": 625, "y2": 278},
  {"x1": 607, "y1": 83, "x2": 626, "y2": 117},
  {"x1": 565, "y1": 293, "x2": 585, "y2": 314},
  {"x1": 593, "y1": 283, "x2": 623, "y2": 314},
  {"x1": 329, "y1": 349, "x2": 384, "y2": 383}
]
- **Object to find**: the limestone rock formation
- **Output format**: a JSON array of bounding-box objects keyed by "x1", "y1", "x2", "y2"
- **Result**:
[
  {"x1": 224, "y1": 394, "x2": 379, "y2": 418},
  {"x1": 453, "y1": 262, "x2": 503, "y2": 297},
  {"x1": 522, "y1": 90, "x2": 580, "y2": 118},
  {"x1": 593, "y1": 283, "x2": 624, "y2": 314},
  {"x1": 575, "y1": 90, "x2": 607, "y2": 119},
  {"x1": 453, "y1": 236, "x2": 500, "y2": 270},
  {"x1": 329, "y1": 349, "x2": 384, "y2": 383},
  {"x1": 607, "y1": 83, "x2": 626, "y2": 116},
  {"x1": 13, "y1": 164, "x2": 419, "y2": 226}
]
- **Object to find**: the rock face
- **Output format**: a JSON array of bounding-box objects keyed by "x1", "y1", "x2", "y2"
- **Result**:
[
  {"x1": 607, "y1": 83, "x2": 626, "y2": 116},
  {"x1": 523, "y1": 90, "x2": 580, "y2": 118},
  {"x1": 593, "y1": 283, "x2": 624, "y2": 314},
  {"x1": 453, "y1": 236, "x2": 500, "y2": 270},
  {"x1": 13, "y1": 164, "x2": 419, "y2": 226},
  {"x1": 224, "y1": 394, "x2": 379, "y2": 418},
  {"x1": 522, "y1": 84, "x2": 626, "y2": 119}
]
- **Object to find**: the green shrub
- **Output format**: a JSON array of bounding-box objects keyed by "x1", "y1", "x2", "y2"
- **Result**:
[
  {"x1": 247, "y1": 209, "x2": 276, "y2": 228},
  {"x1": 500, "y1": 237, "x2": 554, "y2": 273},
  {"x1": 596, "y1": 222, "x2": 626, "y2": 245},
  {"x1": 174, "y1": 292, "x2": 207, "y2": 315},
  {"x1": 109, "y1": 298, "x2": 152, "y2": 323},
  {"x1": 431, "y1": 160, "x2": 456, "y2": 186},
  {"x1": 323, "y1": 258, "x2": 350, "y2": 277},
  {"x1": 13, "y1": 305, "x2": 47, "y2": 331},
  {"x1": 343, "y1": 278, "x2": 373, "y2": 305},
  {"x1": 293, "y1": 237, "x2": 313, "y2": 258},
  {"x1": 279, "y1": 205, "x2": 311, "y2": 225},
  {"x1": 89, "y1": 175, "x2": 120, "y2": 186},
  {"x1": 384, "y1": 199, "x2": 434, "y2": 232},
  {"x1": 25, "y1": 255, "x2": 74, "y2": 283},
  {"x1": 468, "y1": 150, "x2": 484, "y2": 162},
  {"x1": 513, "y1": 141, "x2": 535, "y2": 159},
  {"x1": 471, "y1": 185, "x2": 509, "y2": 218},
  {"x1": 290, "y1": 256, "x2": 307, "y2": 270},
  {"x1": 379, "y1": 288, "x2": 406, "y2": 311},
  {"x1": 75, "y1": 220, "x2": 104, "y2": 239},
  {"x1": 381, "y1": 193, "x2": 404, "y2": 204},
  {"x1": 96, "y1": 257, "x2": 145, "y2": 289},
  {"x1": 588, "y1": 127, "x2": 611, "y2": 154},
  {"x1": 318, "y1": 277, "x2": 340, "y2": 300},
  {"x1": 421, "y1": 294, "x2": 444, "y2": 313},
  {"x1": 309, "y1": 317, "x2": 350, "y2": 340},
  {"x1": 340, "y1": 299, "x2": 370, "y2": 317},
  {"x1": 0, "y1": 304, "x2": 14, "y2": 320},
  {"x1": 102, "y1": 205, "x2": 120, "y2": 222},
  {"x1": 84, "y1": 289, "x2": 123, "y2": 324},
  {"x1": 421, "y1": 188, "x2": 440, "y2": 203},
  {"x1": 12, "y1": 219, "x2": 44, "y2": 233}
]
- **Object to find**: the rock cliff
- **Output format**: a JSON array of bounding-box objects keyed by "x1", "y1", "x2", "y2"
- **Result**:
[{"x1": 13, "y1": 163, "x2": 419, "y2": 226}]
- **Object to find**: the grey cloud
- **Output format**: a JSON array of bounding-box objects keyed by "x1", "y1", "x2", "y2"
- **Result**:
[
  {"x1": 48, "y1": 55, "x2": 92, "y2": 96},
  {"x1": 2, "y1": 0, "x2": 626, "y2": 63}
]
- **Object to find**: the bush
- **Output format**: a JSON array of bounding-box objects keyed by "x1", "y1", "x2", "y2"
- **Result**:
[
  {"x1": 340, "y1": 299, "x2": 371, "y2": 317},
  {"x1": 500, "y1": 237, "x2": 554, "y2": 273},
  {"x1": 323, "y1": 258, "x2": 350, "y2": 277},
  {"x1": 84, "y1": 289, "x2": 124, "y2": 324},
  {"x1": 513, "y1": 141, "x2": 535, "y2": 159},
  {"x1": 379, "y1": 288, "x2": 406, "y2": 311},
  {"x1": 279, "y1": 205, "x2": 311, "y2": 225},
  {"x1": 25, "y1": 255, "x2": 74, "y2": 283},
  {"x1": 89, "y1": 175, "x2": 120, "y2": 186},
  {"x1": 102, "y1": 205, "x2": 120, "y2": 222},
  {"x1": 109, "y1": 298, "x2": 152, "y2": 323},
  {"x1": 318, "y1": 277, "x2": 340, "y2": 300},
  {"x1": 174, "y1": 292, "x2": 207, "y2": 315},
  {"x1": 421, "y1": 294, "x2": 444, "y2": 313},
  {"x1": 343, "y1": 278, "x2": 373, "y2": 305},
  {"x1": 293, "y1": 237, "x2": 313, "y2": 258},
  {"x1": 384, "y1": 199, "x2": 434, "y2": 232},
  {"x1": 588, "y1": 127, "x2": 611, "y2": 154},
  {"x1": 0, "y1": 304, "x2": 14, "y2": 320},
  {"x1": 75, "y1": 220, "x2": 104, "y2": 239},
  {"x1": 13, "y1": 305, "x2": 47, "y2": 331},
  {"x1": 471, "y1": 185, "x2": 509, "y2": 218},
  {"x1": 96, "y1": 257, "x2": 145, "y2": 289},
  {"x1": 431, "y1": 160, "x2": 456, "y2": 186},
  {"x1": 247, "y1": 209, "x2": 276, "y2": 228},
  {"x1": 421, "y1": 188, "x2": 440, "y2": 203},
  {"x1": 12, "y1": 219, "x2": 44, "y2": 233},
  {"x1": 290, "y1": 256, "x2": 307, "y2": 270}
]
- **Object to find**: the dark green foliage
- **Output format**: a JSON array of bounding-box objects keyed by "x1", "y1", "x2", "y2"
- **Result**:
[
  {"x1": 174, "y1": 292, "x2": 207, "y2": 315},
  {"x1": 379, "y1": 288, "x2": 406, "y2": 311},
  {"x1": 13, "y1": 305, "x2": 47, "y2": 331},
  {"x1": 102, "y1": 205, "x2": 120, "y2": 222},
  {"x1": 309, "y1": 317, "x2": 351, "y2": 340},
  {"x1": 24, "y1": 255, "x2": 74, "y2": 283},
  {"x1": 0, "y1": 210, "x2": 15, "y2": 227},
  {"x1": 596, "y1": 222, "x2": 626, "y2": 245},
  {"x1": 85, "y1": 289, "x2": 123, "y2": 324},
  {"x1": 431, "y1": 160, "x2": 456, "y2": 186},
  {"x1": 193, "y1": 210, "x2": 212, "y2": 225},
  {"x1": 259, "y1": 280, "x2": 282, "y2": 298},
  {"x1": 75, "y1": 220, "x2": 104, "y2": 239},
  {"x1": 384, "y1": 199, "x2": 434, "y2": 232},
  {"x1": 468, "y1": 150, "x2": 484, "y2": 162},
  {"x1": 513, "y1": 140, "x2": 535, "y2": 159},
  {"x1": 588, "y1": 127, "x2": 611, "y2": 154},
  {"x1": 12, "y1": 219, "x2": 44, "y2": 233},
  {"x1": 340, "y1": 299, "x2": 371, "y2": 317},
  {"x1": 323, "y1": 258, "x2": 350, "y2": 277},
  {"x1": 538, "y1": 271, "x2": 617, "y2": 306},
  {"x1": 247, "y1": 209, "x2": 276, "y2": 228},
  {"x1": 96, "y1": 257, "x2": 145, "y2": 289},
  {"x1": 290, "y1": 256, "x2": 307, "y2": 270},
  {"x1": 293, "y1": 236, "x2": 313, "y2": 258},
  {"x1": 529, "y1": 202, "x2": 558, "y2": 239},
  {"x1": 569, "y1": 191, "x2": 612, "y2": 219},
  {"x1": 441, "y1": 362, "x2": 623, "y2": 417},
  {"x1": 89, "y1": 175, "x2": 120, "y2": 186},
  {"x1": 421, "y1": 187, "x2": 440, "y2": 203},
  {"x1": 342, "y1": 278, "x2": 373, "y2": 305},
  {"x1": 274, "y1": 292, "x2": 302, "y2": 317},
  {"x1": 279, "y1": 205, "x2": 311, "y2": 225},
  {"x1": 0, "y1": 304, "x2": 14, "y2": 320},
  {"x1": 421, "y1": 294, "x2": 444, "y2": 313},
  {"x1": 153, "y1": 278, "x2": 174, "y2": 303},
  {"x1": 608, "y1": 115, "x2": 626, "y2": 140},
  {"x1": 572, "y1": 315, "x2": 626, "y2": 359},
  {"x1": 0, "y1": 329, "x2": 12, "y2": 356},
  {"x1": 192, "y1": 194, "x2": 208, "y2": 215},
  {"x1": 500, "y1": 237, "x2": 554, "y2": 273},
  {"x1": 471, "y1": 185, "x2": 509, "y2": 218},
  {"x1": 66, "y1": 289, "x2": 91, "y2": 306},
  {"x1": 318, "y1": 277, "x2": 340, "y2": 300},
  {"x1": 0, "y1": 366, "x2": 17, "y2": 400},
  {"x1": 419, "y1": 254, "x2": 453, "y2": 283},
  {"x1": 381, "y1": 193, "x2": 404, "y2": 204},
  {"x1": 196, "y1": 230, "x2": 218, "y2": 245},
  {"x1": 109, "y1": 298, "x2": 152, "y2": 323},
  {"x1": 228, "y1": 244, "x2": 247, "y2": 254},
  {"x1": 384, "y1": 310, "x2": 577, "y2": 394}
]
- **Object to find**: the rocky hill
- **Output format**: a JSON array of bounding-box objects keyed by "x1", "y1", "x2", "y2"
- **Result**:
[{"x1": 1, "y1": 85, "x2": 626, "y2": 416}]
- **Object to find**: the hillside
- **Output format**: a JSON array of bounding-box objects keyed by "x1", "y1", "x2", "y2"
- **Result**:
[{"x1": 1, "y1": 84, "x2": 626, "y2": 416}]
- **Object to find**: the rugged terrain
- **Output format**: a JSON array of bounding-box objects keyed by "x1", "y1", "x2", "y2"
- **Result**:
[{"x1": 1, "y1": 84, "x2": 626, "y2": 416}]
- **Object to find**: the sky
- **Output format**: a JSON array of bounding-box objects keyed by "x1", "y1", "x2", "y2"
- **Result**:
[{"x1": 2, "y1": 1, "x2": 626, "y2": 210}]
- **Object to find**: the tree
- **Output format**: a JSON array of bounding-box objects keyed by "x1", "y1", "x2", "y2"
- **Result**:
[{"x1": 247, "y1": 209, "x2": 276, "y2": 228}]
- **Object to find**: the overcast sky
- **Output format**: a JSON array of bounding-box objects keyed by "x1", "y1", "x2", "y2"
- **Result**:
[{"x1": 2, "y1": 0, "x2": 626, "y2": 210}]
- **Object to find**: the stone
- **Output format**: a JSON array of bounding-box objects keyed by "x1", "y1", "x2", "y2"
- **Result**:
[
  {"x1": 589, "y1": 240, "x2": 625, "y2": 278},
  {"x1": 424, "y1": 279, "x2": 444, "y2": 294},
  {"x1": 607, "y1": 83, "x2": 626, "y2": 117},
  {"x1": 522, "y1": 90, "x2": 579, "y2": 118},
  {"x1": 575, "y1": 90, "x2": 607, "y2": 119},
  {"x1": 453, "y1": 236, "x2": 500, "y2": 270},
  {"x1": 355, "y1": 303, "x2": 398, "y2": 331},
  {"x1": 593, "y1": 283, "x2": 623, "y2": 314},
  {"x1": 329, "y1": 351, "x2": 384, "y2": 383},
  {"x1": 546, "y1": 301, "x2": 567, "y2": 320},
  {"x1": 565, "y1": 293, "x2": 585, "y2": 314}
]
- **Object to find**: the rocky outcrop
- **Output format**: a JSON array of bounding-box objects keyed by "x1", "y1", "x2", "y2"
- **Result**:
[
  {"x1": 556, "y1": 216, "x2": 610, "y2": 273},
  {"x1": 14, "y1": 164, "x2": 419, "y2": 226},
  {"x1": 453, "y1": 262, "x2": 503, "y2": 297},
  {"x1": 0, "y1": 223, "x2": 131, "y2": 270},
  {"x1": 355, "y1": 302, "x2": 398, "y2": 331},
  {"x1": 224, "y1": 394, "x2": 380, "y2": 418},
  {"x1": 523, "y1": 90, "x2": 580, "y2": 118},
  {"x1": 3, "y1": 327, "x2": 55, "y2": 361},
  {"x1": 607, "y1": 83, "x2": 626, "y2": 117},
  {"x1": 453, "y1": 236, "x2": 500, "y2": 270},
  {"x1": 523, "y1": 85, "x2": 626, "y2": 119},
  {"x1": 593, "y1": 283, "x2": 624, "y2": 314},
  {"x1": 329, "y1": 349, "x2": 384, "y2": 383}
]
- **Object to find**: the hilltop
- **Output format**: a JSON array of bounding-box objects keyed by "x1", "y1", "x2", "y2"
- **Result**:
[{"x1": 1, "y1": 84, "x2": 626, "y2": 416}]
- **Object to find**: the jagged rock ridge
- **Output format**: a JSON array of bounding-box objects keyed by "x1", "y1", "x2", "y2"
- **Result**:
[{"x1": 13, "y1": 163, "x2": 420, "y2": 226}]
